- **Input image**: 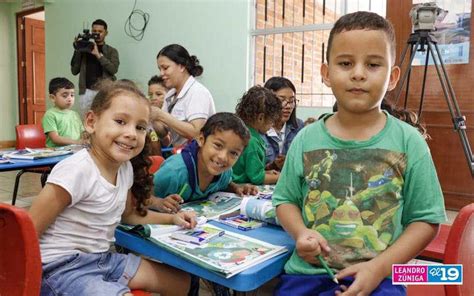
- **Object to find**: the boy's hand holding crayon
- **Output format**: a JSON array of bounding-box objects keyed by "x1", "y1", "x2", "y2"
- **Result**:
[
  {"x1": 154, "y1": 194, "x2": 184, "y2": 213},
  {"x1": 172, "y1": 210, "x2": 197, "y2": 229},
  {"x1": 152, "y1": 184, "x2": 188, "y2": 213},
  {"x1": 295, "y1": 228, "x2": 331, "y2": 265}
]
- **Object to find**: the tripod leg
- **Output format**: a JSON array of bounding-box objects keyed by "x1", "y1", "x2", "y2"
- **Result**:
[
  {"x1": 404, "y1": 44, "x2": 415, "y2": 110},
  {"x1": 417, "y1": 47, "x2": 431, "y2": 121},
  {"x1": 395, "y1": 40, "x2": 421, "y2": 106},
  {"x1": 427, "y1": 41, "x2": 474, "y2": 176}
]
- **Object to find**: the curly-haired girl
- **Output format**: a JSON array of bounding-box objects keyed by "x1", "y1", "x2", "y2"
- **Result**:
[
  {"x1": 233, "y1": 85, "x2": 282, "y2": 184},
  {"x1": 29, "y1": 80, "x2": 195, "y2": 296}
]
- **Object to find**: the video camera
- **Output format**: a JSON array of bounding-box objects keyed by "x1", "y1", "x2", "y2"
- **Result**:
[
  {"x1": 409, "y1": 2, "x2": 446, "y2": 32},
  {"x1": 73, "y1": 29, "x2": 100, "y2": 53}
]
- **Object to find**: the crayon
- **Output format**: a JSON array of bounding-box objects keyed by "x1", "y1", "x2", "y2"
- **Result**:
[{"x1": 317, "y1": 255, "x2": 339, "y2": 284}]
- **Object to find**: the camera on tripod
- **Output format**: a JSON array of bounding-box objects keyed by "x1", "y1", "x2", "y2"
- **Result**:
[
  {"x1": 395, "y1": 2, "x2": 474, "y2": 176},
  {"x1": 73, "y1": 29, "x2": 100, "y2": 53},
  {"x1": 409, "y1": 2, "x2": 445, "y2": 32}
]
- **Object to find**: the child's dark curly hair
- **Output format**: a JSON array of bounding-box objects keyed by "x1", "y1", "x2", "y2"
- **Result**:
[
  {"x1": 201, "y1": 112, "x2": 251, "y2": 146},
  {"x1": 235, "y1": 85, "x2": 282, "y2": 124},
  {"x1": 130, "y1": 134, "x2": 154, "y2": 216},
  {"x1": 381, "y1": 100, "x2": 430, "y2": 139}
]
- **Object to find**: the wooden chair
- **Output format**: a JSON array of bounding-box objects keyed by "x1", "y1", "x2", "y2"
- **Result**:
[
  {"x1": 12, "y1": 124, "x2": 50, "y2": 205},
  {"x1": 149, "y1": 155, "x2": 165, "y2": 174},
  {"x1": 407, "y1": 203, "x2": 474, "y2": 295}
]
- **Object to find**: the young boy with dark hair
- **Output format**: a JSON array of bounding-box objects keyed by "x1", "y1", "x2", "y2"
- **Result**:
[
  {"x1": 273, "y1": 11, "x2": 446, "y2": 296},
  {"x1": 151, "y1": 112, "x2": 257, "y2": 212},
  {"x1": 42, "y1": 77, "x2": 83, "y2": 147}
]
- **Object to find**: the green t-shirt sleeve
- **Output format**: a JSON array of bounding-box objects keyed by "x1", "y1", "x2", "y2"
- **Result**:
[
  {"x1": 242, "y1": 144, "x2": 266, "y2": 185},
  {"x1": 273, "y1": 131, "x2": 305, "y2": 208},
  {"x1": 42, "y1": 111, "x2": 58, "y2": 134},
  {"x1": 401, "y1": 137, "x2": 446, "y2": 226}
]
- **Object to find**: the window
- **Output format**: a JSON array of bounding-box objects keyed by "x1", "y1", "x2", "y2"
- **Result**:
[{"x1": 252, "y1": 0, "x2": 386, "y2": 108}]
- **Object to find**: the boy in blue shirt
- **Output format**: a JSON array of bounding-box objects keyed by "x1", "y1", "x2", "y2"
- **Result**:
[
  {"x1": 273, "y1": 12, "x2": 446, "y2": 296},
  {"x1": 42, "y1": 77, "x2": 83, "y2": 147},
  {"x1": 151, "y1": 112, "x2": 257, "y2": 213}
]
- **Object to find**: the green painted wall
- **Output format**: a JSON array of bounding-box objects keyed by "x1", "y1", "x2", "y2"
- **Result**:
[
  {"x1": 1, "y1": 0, "x2": 329, "y2": 143},
  {"x1": 45, "y1": 0, "x2": 251, "y2": 113}
]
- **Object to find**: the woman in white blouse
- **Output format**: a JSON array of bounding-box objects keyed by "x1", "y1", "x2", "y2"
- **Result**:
[{"x1": 150, "y1": 44, "x2": 216, "y2": 146}]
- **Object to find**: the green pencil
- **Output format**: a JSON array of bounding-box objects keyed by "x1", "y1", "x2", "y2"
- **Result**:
[
  {"x1": 178, "y1": 183, "x2": 188, "y2": 197},
  {"x1": 317, "y1": 255, "x2": 339, "y2": 284}
]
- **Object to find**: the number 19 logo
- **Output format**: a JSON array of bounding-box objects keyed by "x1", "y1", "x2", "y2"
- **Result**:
[{"x1": 427, "y1": 265, "x2": 463, "y2": 284}]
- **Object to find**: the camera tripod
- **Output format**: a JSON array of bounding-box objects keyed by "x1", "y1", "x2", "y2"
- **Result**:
[{"x1": 394, "y1": 29, "x2": 474, "y2": 176}]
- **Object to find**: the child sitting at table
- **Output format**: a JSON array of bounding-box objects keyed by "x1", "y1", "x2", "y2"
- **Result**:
[
  {"x1": 42, "y1": 77, "x2": 84, "y2": 147},
  {"x1": 29, "y1": 80, "x2": 195, "y2": 296},
  {"x1": 272, "y1": 11, "x2": 446, "y2": 296},
  {"x1": 151, "y1": 112, "x2": 257, "y2": 213},
  {"x1": 147, "y1": 75, "x2": 171, "y2": 155},
  {"x1": 232, "y1": 85, "x2": 282, "y2": 185},
  {"x1": 151, "y1": 112, "x2": 258, "y2": 296}
]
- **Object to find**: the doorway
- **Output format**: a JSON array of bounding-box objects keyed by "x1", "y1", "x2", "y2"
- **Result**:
[{"x1": 16, "y1": 7, "x2": 45, "y2": 125}]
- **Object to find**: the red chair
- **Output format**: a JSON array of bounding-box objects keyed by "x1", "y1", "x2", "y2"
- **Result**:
[
  {"x1": 149, "y1": 155, "x2": 165, "y2": 174},
  {"x1": 0, "y1": 204, "x2": 151, "y2": 296},
  {"x1": 12, "y1": 124, "x2": 50, "y2": 205},
  {"x1": 407, "y1": 203, "x2": 474, "y2": 296},
  {"x1": 0, "y1": 203, "x2": 42, "y2": 295}
]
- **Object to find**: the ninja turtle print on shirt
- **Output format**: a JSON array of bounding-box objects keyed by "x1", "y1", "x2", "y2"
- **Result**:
[{"x1": 303, "y1": 148, "x2": 407, "y2": 270}]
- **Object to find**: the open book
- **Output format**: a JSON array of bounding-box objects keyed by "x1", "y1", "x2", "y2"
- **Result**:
[
  {"x1": 119, "y1": 223, "x2": 287, "y2": 278},
  {"x1": 3, "y1": 148, "x2": 72, "y2": 160},
  {"x1": 180, "y1": 192, "x2": 243, "y2": 219},
  {"x1": 119, "y1": 216, "x2": 207, "y2": 236}
]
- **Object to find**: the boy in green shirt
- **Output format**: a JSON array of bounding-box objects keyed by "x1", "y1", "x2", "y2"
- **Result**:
[
  {"x1": 42, "y1": 77, "x2": 84, "y2": 147},
  {"x1": 273, "y1": 12, "x2": 446, "y2": 296}
]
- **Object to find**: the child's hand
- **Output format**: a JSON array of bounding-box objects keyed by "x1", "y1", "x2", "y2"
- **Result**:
[
  {"x1": 150, "y1": 106, "x2": 166, "y2": 121},
  {"x1": 172, "y1": 211, "x2": 197, "y2": 229},
  {"x1": 154, "y1": 194, "x2": 183, "y2": 213},
  {"x1": 234, "y1": 184, "x2": 259, "y2": 196},
  {"x1": 266, "y1": 169, "x2": 280, "y2": 175},
  {"x1": 295, "y1": 228, "x2": 330, "y2": 264},
  {"x1": 273, "y1": 154, "x2": 286, "y2": 170},
  {"x1": 334, "y1": 260, "x2": 385, "y2": 296}
]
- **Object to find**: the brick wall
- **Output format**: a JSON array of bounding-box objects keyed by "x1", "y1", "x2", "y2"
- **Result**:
[{"x1": 254, "y1": 0, "x2": 338, "y2": 107}]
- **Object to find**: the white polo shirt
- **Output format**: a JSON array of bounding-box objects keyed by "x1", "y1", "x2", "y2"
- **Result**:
[{"x1": 162, "y1": 76, "x2": 215, "y2": 146}]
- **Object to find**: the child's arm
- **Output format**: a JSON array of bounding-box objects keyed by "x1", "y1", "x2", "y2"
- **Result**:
[
  {"x1": 149, "y1": 194, "x2": 183, "y2": 213},
  {"x1": 276, "y1": 203, "x2": 330, "y2": 265},
  {"x1": 227, "y1": 182, "x2": 259, "y2": 196},
  {"x1": 150, "y1": 106, "x2": 204, "y2": 140},
  {"x1": 122, "y1": 191, "x2": 196, "y2": 228},
  {"x1": 47, "y1": 131, "x2": 83, "y2": 146},
  {"x1": 336, "y1": 222, "x2": 439, "y2": 296},
  {"x1": 28, "y1": 184, "x2": 72, "y2": 237},
  {"x1": 264, "y1": 170, "x2": 280, "y2": 184}
]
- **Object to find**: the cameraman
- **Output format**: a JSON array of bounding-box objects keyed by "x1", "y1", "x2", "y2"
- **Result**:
[{"x1": 70, "y1": 19, "x2": 119, "y2": 116}]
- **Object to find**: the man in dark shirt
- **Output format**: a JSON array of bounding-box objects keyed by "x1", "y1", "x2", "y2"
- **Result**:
[{"x1": 71, "y1": 19, "x2": 119, "y2": 116}]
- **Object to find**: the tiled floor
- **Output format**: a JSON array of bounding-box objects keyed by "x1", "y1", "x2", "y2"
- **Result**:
[{"x1": 0, "y1": 171, "x2": 458, "y2": 295}]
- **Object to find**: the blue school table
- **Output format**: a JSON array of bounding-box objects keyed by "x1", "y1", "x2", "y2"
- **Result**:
[
  {"x1": 0, "y1": 155, "x2": 70, "y2": 172},
  {"x1": 114, "y1": 221, "x2": 296, "y2": 292}
]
